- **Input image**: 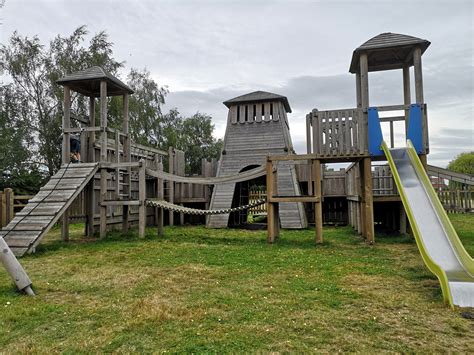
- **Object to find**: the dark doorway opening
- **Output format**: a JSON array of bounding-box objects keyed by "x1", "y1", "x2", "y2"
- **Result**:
[{"x1": 228, "y1": 165, "x2": 266, "y2": 228}]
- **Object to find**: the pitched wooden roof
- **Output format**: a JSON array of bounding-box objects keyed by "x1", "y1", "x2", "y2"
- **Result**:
[
  {"x1": 223, "y1": 91, "x2": 292, "y2": 113},
  {"x1": 349, "y1": 33, "x2": 431, "y2": 73},
  {"x1": 57, "y1": 66, "x2": 134, "y2": 96}
]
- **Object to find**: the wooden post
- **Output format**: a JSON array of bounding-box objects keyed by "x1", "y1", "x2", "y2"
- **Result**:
[
  {"x1": 86, "y1": 97, "x2": 96, "y2": 237},
  {"x1": 403, "y1": 65, "x2": 411, "y2": 136},
  {"x1": 359, "y1": 53, "x2": 369, "y2": 110},
  {"x1": 122, "y1": 94, "x2": 130, "y2": 233},
  {"x1": 156, "y1": 157, "x2": 164, "y2": 237},
  {"x1": 0, "y1": 190, "x2": 4, "y2": 228},
  {"x1": 313, "y1": 159, "x2": 323, "y2": 244},
  {"x1": 61, "y1": 86, "x2": 71, "y2": 241},
  {"x1": 99, "y1": 169, "x2": 107, "y2": 239},
  {"x1": 100, "y1": 80, "x2": 108, "y2": 162},
  {"x1": 355, "y1": 71, "x2": 362, "y2": 108},
  {"x1": 99, "y1": 80, "x2": 108, "y2": 239},
  {"x1": 363, "y1": 158, "x2": 374, "y2": 243},
  {"x1": 168, "y1": 146, "x2": 174, "y2": 226},
  {"x1": 389, "y1": 121, "x2": 395, "y2": 148},
  {"x1": 413, "y1": 47, "x2": 424, "y2": 104},
  {"x1": 4, "y1": 188, "x2": 14, "y2": 226},
  {"x1": 266, "y1": 159, "x2": 277, "y2": 243},
  {"x1": 306, "y1": 114, "x2": 313, "y2": 196},
  {"x1": 62, "y1": 86, "x2": 71, "y2": 164},
  {"x1": 413, "y1": 47, "x2": 428, "y2": 170},
  {"x1": 358, "y1": 162, "x2": 366, "y2": 236},
  {"x1": 138, "y1": 160, "x2": 146, "y2": 238},
  {"x1": 399, "y1": 202, "x2": 407, "y2": 235}
]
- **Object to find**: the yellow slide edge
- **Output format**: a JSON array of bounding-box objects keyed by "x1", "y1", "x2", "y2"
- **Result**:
[{"x1": 381, "y1": 141, "x2": 453, "y2": 307}]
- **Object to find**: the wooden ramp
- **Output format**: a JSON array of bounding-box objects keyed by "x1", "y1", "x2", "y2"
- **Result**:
[{"x1": 0, "y1": 163, "x2": 99, "y2": 257}]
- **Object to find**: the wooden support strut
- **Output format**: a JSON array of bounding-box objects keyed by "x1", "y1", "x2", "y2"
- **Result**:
[
  {"x1": 313, "y1": 159, "x2": 323, "y2": 244},
  {"x1": 138, "y1": 159, "x2": 146, "y2": 238},
  {"x1": 99, "y1": 80, "x2": 108, "y2": 239},
  {"x1": 266, "y1": 159, "x2": 279, "y2": 243},
  {"x1": 61, "y1": 86, "x2": 71, "y2": 241}
]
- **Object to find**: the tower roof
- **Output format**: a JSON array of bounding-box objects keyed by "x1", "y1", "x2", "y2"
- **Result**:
[
  {"x1": 223, "y1": 91, "x2": 292, "y2": 113},
  {"x1": 349, "y1": 33, "x2": 431, "y2": 73},
  {"x1": 57, "y1": 66, "x2": 134, "y2": 97}
]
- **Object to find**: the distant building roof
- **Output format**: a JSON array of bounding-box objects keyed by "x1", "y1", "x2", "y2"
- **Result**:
[
  {"x1": 57, "y1": 66, "x2": 134, "y2": 96},
  {"x1": 223, "y1": 91, "x2": 292, "y2": 113},
  {"x1": 349, "y1": 33, "x2": 431, "y2": 73}
]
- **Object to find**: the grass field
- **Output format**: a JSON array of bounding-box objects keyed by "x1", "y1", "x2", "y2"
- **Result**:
[{"x1": 0, "y1": 214, "x2": 473, "y2": 352}]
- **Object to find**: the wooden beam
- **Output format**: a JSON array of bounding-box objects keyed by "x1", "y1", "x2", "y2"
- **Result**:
[
  {"x1": 266, "y1": 160, "x2": 278, "y2": 243},
  {"x1": 62, "y1": 86, "x2": 71, "y2": 164},
  {"x1": 363, "y1": 158, "x2": 374, "y2": 243},
  {"x1": 61, "y1": 86, "x2": 71, "y2": 241},
  {"x1": 355, "y1": 71, "x2": 362, "y2": 108},
  {"x1": 138, "y1": 160, "x2": 146, "y2": 238},
  {"x1": 413, "y1": 47, "x2": 424, "y2": 104},
  {"x1": 269, "y1": 196, "x2": 320, "y2": 203},
  {"x1": 99, "y1": 168, "x2": 107, "y2": 239},
  {"x1": 313, "y1": 159, "x2": 323, "y2": 244},
  {"x1": 359, "y1": 53, "x2": 369, "y2": 109},
  {"x1": 306, "y1": 114, "x2": 313, "y2": 196},
  {"x1": 403, "y1": 65, "x2": 411, "y2": 135},
  {"x1": 168, "y1": 146, "x2": 174, "y2": 226},
  {"x1": 122, "y1": 93, "x2": 130, "y2": 232},
  {"x1": 100, "y1": 80, "x2": 108, "y2": 162}
]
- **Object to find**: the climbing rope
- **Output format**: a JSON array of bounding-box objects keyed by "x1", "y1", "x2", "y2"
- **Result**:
[{"x1": 146, "y1": 199, "x2": 266, "y2": 215}]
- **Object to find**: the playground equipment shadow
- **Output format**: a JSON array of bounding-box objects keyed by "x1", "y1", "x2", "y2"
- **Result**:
[{"x1": 0, "y1": 214, "x2": 472, "y2": 352}]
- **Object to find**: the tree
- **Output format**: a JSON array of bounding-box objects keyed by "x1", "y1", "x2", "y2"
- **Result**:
[
  {"x1": 447, "y1": 152, "x2": 474, "y2": 176},
  {"x1": 122, "y1": 68, "x2": 168, "y2": 145},
  {"x1": 0, "y1": 84, "x2": 46, "y2": 193},
  {"x1": 0, "y1": 26, "x2": 123, "y2": 176},
  {"x1": 177, "y1": 112, "x2": 223, "y2": 175}
]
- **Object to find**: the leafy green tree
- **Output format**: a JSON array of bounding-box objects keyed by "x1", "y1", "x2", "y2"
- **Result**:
[
  {"x1": 0, "y1": 26, "x2": 123, "y2": 176},
  {"x1": 177, "y1": 112, "x2": 223, "y2": 174},
  {"x1": 0, "y1": 84, "x2": 46, "y2": 192},
  {"x1": 447, "y1": 152, "x2": 474, "y2": 176},
  {"x1": 124, "y1": 68, "x2": 168, "y2": 145}
]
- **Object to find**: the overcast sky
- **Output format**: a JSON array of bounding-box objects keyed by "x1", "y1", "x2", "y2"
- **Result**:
[{"x1": 1, "y1": 0, "x2": 473, "y2": 167}]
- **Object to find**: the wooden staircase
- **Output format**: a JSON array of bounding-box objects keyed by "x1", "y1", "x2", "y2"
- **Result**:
[{"x1": 0, "y1": 163, "x2": 99, "y2": 256}]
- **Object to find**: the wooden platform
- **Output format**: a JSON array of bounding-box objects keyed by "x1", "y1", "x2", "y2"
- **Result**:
[{"x1": 0, "y1": 163, "x2": 99, "y2": 256}]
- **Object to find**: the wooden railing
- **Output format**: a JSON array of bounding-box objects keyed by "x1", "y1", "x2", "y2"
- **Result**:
[{"x1": 307, "y1": 108, "x2": 367, "y2": 158}]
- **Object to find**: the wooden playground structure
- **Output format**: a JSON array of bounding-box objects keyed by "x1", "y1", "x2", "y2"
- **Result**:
[{"x1": 0, "y1": 33, "x2": 473, "y2": 300}]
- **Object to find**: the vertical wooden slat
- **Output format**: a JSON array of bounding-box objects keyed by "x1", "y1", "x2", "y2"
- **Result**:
[
  {"x1": 264, "y1": 103, "x2": 271, "y2": 122},
  {"x1": 247, "y1": 104, "x2": 254, "y2": 123},
  {"x1": 230, "y1": 105, "x2": 238, "y2": 124},
  {"x1": 255, "y1": 104, "x2": 262, "y2": 123},
  {"x1": 272, "y1": 102, "x2": 280, "y2": 121},
  {"x1": 238, "y1": 105, "x2": 246, "y2": 123}
]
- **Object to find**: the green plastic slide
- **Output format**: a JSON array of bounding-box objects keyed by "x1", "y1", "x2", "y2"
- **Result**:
[{"x1": 382, "y1": 140, "x2": 474, "y2": 308}]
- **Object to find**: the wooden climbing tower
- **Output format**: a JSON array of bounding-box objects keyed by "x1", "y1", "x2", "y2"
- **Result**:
[{"x1": 207, "y1": 91, "x2": 307, "y2": 229}]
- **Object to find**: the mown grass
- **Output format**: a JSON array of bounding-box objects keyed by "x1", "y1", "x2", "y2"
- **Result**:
[{"x1": 0, "y1": 214, "x2": 473, "y2": 352}]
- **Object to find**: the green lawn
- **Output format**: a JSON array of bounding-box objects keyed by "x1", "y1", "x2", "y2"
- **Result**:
[{"x1": 0, "y1": 214, "x2": 473, "y2": 352}]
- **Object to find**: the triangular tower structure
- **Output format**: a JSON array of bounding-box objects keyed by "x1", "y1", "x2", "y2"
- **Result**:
[{"x1": 207, "y1": 91, "x2": 307, "y2": 228}]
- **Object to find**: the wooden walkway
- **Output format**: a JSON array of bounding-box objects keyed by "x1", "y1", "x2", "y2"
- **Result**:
[{"x1": 0, "y1": 163, "x2": 99, "y2": 256}]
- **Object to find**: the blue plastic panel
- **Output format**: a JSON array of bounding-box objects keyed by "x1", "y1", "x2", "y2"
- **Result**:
[
  {"x1": 407, "y1": 104, "x2": 423, "y2": 153},
  {"x1": 368, "y1": 107, "x2": 384, "y2": 156}
]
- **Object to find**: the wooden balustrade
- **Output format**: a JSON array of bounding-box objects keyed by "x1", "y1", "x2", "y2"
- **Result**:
[{"x1": 308, "y1": 108, "x2": 367, "y2": 158}]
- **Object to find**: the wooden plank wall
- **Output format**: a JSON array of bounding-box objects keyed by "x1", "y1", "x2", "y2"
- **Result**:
[{"x1": 310, "y1": 108, "x2": 367, "y2": 157}]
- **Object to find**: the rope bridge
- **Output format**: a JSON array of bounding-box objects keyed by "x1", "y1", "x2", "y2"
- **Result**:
[{"x1": 146, "y1": 199, "x2": 266, "y2": 215}]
